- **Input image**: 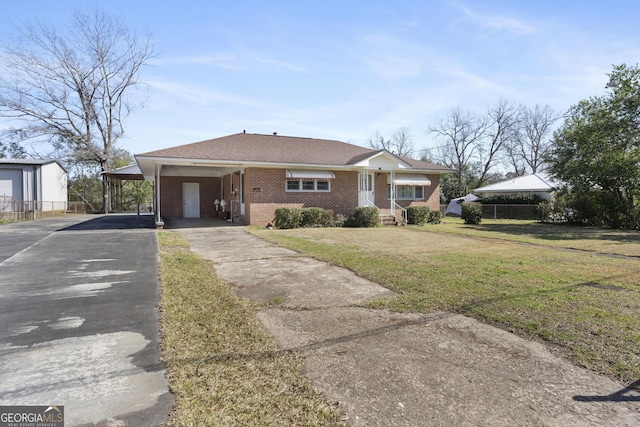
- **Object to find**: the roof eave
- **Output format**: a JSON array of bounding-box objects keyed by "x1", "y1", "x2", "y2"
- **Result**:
[{"x1": 134, "y1": 154, "x2": 453, "y2": 177}]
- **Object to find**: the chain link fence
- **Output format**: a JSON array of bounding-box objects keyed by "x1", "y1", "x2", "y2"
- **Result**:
[
  {"x1": 0, "y1": 194, "x2": 92, "y2": 222},
  {"x1": 441, "y1": 203, "x2": 542, "y2": 220}
]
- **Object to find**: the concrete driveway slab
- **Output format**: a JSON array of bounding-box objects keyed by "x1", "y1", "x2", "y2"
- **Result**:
[
  {"x1": 216, "y1": 256, "x2": 397, "y2": 308},
  {"x1": 177, "y1": 225, "x2": 640, "y2": 426},
  {"x1": 260, "y1": 307, "x2": 640, "y2": 426},
  {"x1": 0, "y1": 215, "x2": 172, "y2": 426},
  {"x1": 181, "y1": 225, "x2": 300, "y2": 263}
]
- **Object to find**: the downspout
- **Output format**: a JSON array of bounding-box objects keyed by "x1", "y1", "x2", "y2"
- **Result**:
[{"x1": 240, "y1": 168, "x2": 245, "y2": 216}]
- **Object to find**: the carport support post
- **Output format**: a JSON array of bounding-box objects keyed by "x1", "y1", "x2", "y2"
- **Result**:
[{"x1": 155, "y1": 164, "x2": 163, "y2": 228}]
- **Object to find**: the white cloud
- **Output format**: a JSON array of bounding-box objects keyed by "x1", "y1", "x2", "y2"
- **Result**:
[
  {"x1": 255, "y1": 58, "x2": 308, "y2": 73},
  {"x1": 454, "y1": 3, "x2": 537, "y2": 35},
  {"x1": 357, "y1": 33, "x2": 425, "y2": 80},
  {"x1": 147, "y1": 78, "x2": 259, "y2": 107},
  {"x1": 153, "y1": 54, "x2": 244, "y2": 70}
]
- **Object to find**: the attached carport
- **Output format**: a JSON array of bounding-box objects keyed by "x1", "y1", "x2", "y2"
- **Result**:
[
  {"x1": 101, "y1": 163, "x2": 154, "y2": 215},
  {"x1": 135, "y1": 156, "x2": 244, "y2": 229}
]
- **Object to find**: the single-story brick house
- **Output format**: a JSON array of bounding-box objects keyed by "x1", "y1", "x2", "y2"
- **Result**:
[{"x1": 134, "y1": 132, "x2": 452, "y2": 227}]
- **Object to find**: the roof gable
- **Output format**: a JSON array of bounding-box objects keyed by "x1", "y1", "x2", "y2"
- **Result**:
[{"x1": 351, "y1": 150, "x2": 412, "y2": 169}]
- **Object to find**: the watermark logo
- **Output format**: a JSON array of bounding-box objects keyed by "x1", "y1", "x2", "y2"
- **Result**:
[{"x1": 0, "y1": 405, "x2": 64, "y2": 427}]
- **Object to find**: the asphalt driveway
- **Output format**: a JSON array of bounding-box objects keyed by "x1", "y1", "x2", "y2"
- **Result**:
[{"x1": 0, "y1": 214, "x2": 172, "y2": 426}]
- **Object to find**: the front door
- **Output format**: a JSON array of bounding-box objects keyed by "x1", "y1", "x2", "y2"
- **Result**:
[
  {"x1": 358, "y1": 172, "x2": 375, "y2": 207},
  {"x1": 182, "y1": 182, "x2": 200, "y2": 218}
]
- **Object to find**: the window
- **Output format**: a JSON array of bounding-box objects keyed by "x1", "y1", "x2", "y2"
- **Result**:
[
  {"x1": 287, "y1": 180, "x2": 300, "y2": 191},
  {"x1": 415, "y1": 186, "x2": 423, "y2": 199},
  {"x1": 316, "y1": 181, "x2": 330, "y2": 191},
  {"x1": 286, "y1": 180, "x2": 331, "y2": 192},
  {"x1": 387, "y1": 185, "x2": 425, "y2": 200}
]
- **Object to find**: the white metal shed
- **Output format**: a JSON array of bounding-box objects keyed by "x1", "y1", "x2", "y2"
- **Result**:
[{"x1": 0, "y1": 159, "x2": 68, "y2": 212}]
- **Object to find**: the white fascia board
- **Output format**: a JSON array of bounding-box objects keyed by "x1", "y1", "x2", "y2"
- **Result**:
[
  {"x1": 134, "y1": 155, "x2": 358, "y2": 177},
  {"x1": 352, "y1": 150, "x2": 412, "y2": 169}
]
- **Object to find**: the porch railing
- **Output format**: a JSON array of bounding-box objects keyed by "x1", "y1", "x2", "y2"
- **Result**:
[{"x1": 392, "y1": 201, "x2": 408, "y2": 225}]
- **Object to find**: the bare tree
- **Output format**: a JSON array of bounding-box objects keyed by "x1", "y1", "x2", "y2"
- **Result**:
[
  {"x1": 368, "y1": 127, "x2": 415, "y2": 158},
  {"x1": 515, "y1": 104, "x2": 561, "y2": 173},
  {"x1": 503, "y1": 137, "x2": 529, "y2": 177},
  {"x1": 0, "y1": 9, "x2": 155, "y2": 213},
  {"x1": 429, "y1": 108, "x2": 487, "y2": 197},
  {"x1": 476, "y1": 99, "x2": 520, "y2": 186}
]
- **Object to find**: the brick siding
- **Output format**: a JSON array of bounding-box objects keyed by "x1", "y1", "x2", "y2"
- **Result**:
[
  {"x1": 160, "y1": 169, "x2": 441, "y2": 225},
  {"x1": 371, "y1": 173, "x2": 441, "y2": 211},
  {"x1": 243, "y1": 168, "x2": 358, "y2": 226},
  {"x1": 160, "y1": 176, "x2": 220, "y2": 218}
]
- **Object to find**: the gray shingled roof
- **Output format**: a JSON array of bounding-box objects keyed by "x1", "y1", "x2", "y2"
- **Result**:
[{"x1": 138, "y1": 132, "x2": 450, "y2": 171}]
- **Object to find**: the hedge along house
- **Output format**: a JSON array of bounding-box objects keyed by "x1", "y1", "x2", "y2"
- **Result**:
[{"x1": 134, "y1": 132, "x2": 452, "y2": 227}]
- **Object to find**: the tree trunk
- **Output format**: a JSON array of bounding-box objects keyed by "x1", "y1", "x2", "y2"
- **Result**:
[{"x1": 102, "y1": 173, "x2": 110, "y2": 214}]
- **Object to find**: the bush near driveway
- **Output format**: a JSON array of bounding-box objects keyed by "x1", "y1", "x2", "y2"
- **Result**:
[{"x1": 274, "y1": 207, "x2": 336, "y2": 228}]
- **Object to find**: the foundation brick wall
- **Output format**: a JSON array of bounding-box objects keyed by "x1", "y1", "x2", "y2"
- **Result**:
[
  {"x1": 160, "y1": 176, "x2": 220, "y2": 218},
  {"x1": 244, "y1": 168, "x2": 358, "y2": 226}
]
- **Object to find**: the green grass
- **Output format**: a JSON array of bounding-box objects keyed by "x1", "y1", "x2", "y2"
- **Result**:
[
  {"x1": 249, "y1": 224, "x2": 640, "y2": 388},
  {"x1": 157, "y1": 231, "x2": 345, "y2": 426},
  {"x1": 435, "y1": 218, "x2": 640, "y2": 257}
]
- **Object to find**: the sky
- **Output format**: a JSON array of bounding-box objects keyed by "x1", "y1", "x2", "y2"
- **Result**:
[{"x1": 1, "y1": 0, "x2": 639, "y2": 158}]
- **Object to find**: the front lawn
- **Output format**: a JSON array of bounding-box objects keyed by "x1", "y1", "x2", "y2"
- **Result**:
[
  {"x1": 249, "y1": 223, "x2": 640, "y2": 389},
  {"x1": 436, "y1": 218, "x2": 640, "y2": 257}
]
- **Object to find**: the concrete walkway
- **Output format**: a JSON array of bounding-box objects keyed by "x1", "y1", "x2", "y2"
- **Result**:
[{"x1": 176, "y1": 224, "x2": 640, "y2": 426}]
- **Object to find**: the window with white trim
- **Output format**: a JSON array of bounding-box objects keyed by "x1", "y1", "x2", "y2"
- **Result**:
[
  {"x1": 387, "y1": 185, "x2": 424, "y2": 200},
  {"x1": 286, "y1": 180, "x2": 331, "y2": 192}
]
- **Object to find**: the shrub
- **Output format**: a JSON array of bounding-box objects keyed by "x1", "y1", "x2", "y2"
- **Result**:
[
  {"x1": 345, "y1": 207, "x2": 379, "y2": 228},
  {"x1": 461, "y1": 202, "x2": 482, "y2": 224},
  {"x1": 332, "y1": 214, "x2": 347, "y2": 227},
  {"x1": 537, "y1": 201, "x2": 552, "y2": 222},
  {"x1": 274, "y1": 207, "x2": 335, "y2": 228},
  {"x1": 406, "y1": 206, "x2": 430, "y2": 225},
  {"x1": 300, "y1": 208, "x2": 333, "y2": 227},
  {"x1": 274, "y1": 207, "x2": 303, "y2": 229},
  {"x1": 427, "y1": 210, "x2": 441, "y2": 224}
]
